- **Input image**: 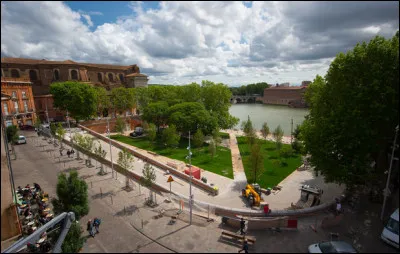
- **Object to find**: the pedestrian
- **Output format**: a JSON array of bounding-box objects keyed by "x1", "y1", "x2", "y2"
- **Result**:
[
  {"x1": 93, "y1": 217, "x2": 101, "y2": 234},
  {"x1": 240, "y1": 217, "x2": 246, "y2": 235},
  {"x1": 87, "y1": 220, "x2": 95, "y2": 237},
  {"x1": 335, "y1": 198, "x2": 342, "y2": 216},
  {"x1": 71, "y1": 149, "x2": 75, "y2": 156},
  {"x1": 59, "y1": 149, "x2": 63, "y2": 156},
  {"x1": 67, "y1": 150, "x2": 71, "y2": 158},
  {"x1": 238, "y1": 239, "x2": 249, "y2": 253}
]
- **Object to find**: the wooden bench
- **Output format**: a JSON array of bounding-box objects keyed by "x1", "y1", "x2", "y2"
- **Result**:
[{"x1": 221, "y1": 231, "x2": 256, "y2": 244}]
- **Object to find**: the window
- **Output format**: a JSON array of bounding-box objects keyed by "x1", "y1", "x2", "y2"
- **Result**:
[
  {"x1": 22, "y1": 91, "x2": 27, "y2": 98},
  {"x1": 119, "y1": 74, "x2": 124, "y2": 82},
  {"x1": 108, "y1": 73, "x2": 114, "y2": 82},
  {"x1": 71, "y1": 70, "x2": 78, "y2": 80},
  {"x1": 29, "y1": 70, "x2": 38, "y2": 80},
  {"x1": 54, "y1": 70, "x2": 60, "y2": 81},
  {"x1": 11, "y1": 69, "x2": 20, "y2": 78},
  {"x1": 3, "y1": 103, "x2": 8, "y2": 115},
  {"x1": 23, "y1": 101, "x2": 29, "y2": 112},
  {"x1": 12, "y1": 91, "x2": 17, "y2": 99},
  {"x1": 98, "y1": 73, "x2": 103, "y2": 82},
  {"x1": 14, "y1": 101, "x2": 19, "y2": 113}
]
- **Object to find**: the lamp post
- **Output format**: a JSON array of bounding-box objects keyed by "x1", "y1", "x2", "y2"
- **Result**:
[
  {"x1": 66, "y1": 110, "x2": 71, "y2": 139},
  {"x1": 107, "y1": 118, "x2": 115, "y2": 178},
  {"x1": 186, "y1": 131, "x2": 193, "y2": 225},
  {"x1": 381, "y1": 125, "x2": 399, "y2": 220}
]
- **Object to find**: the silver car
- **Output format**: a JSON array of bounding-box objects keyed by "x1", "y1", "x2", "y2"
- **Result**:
[
  {"x1": 16, "y1": 135, "x2": 27, "y2": 144},
  {"x1": 308, "y1": 241, "x2": 357, "y2": 253}
]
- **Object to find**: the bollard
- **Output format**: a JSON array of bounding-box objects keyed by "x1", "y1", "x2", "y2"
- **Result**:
[{"x1": 100, "y1": 188, "x2": 103, "y2": 198}]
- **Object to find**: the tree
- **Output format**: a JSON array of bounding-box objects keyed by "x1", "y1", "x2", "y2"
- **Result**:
[
  {"x1": 141, "y1": 162, "x2": 157, "y2": 202},
  {"x1": 193, "y1": 129, "x2": 205, "y2": 148},
  {"x1": 273, "y1": 125, "x2": 284, "y2": 150},
  {"x1": 60, "y1": 222, "x2": 85, "y2": 253},
  {"x1": 142, "y1": 101, "x2": 169, "y2": 132},
  {"x1": 300, "y1": 32, "x2": 399, "y2": 189},
  {"x1": 94, "y1": 86, "x2": 111, "y2": 117},
  {"x1": 34, "y1": 117, "x2": 41, "y2": 130},
  {"x1": 75, "y1": 135, "x2": 95, "y2": 166},
  {"x1": 71, "y1": 133, "x2": 84, "y2": 160},
  {"x1": 115, "y1": 117, "x2": 126, "y2": 135},
  {"x1": 50, "y1": 122, "x2": 57, "y2": 136},
  {"x1": 241, "y1": 115, "x2": 254, "y2": 136},
  {"x1": 212, "y1": 129, "x2": 223, "y2": 147},
  {"x1": 209, "y1": 138, "x2": 216, "y2": 159},
  {"x1": 6, "y1": 125, "x2": 18, "y2": 144},
  {"x1": 249, "y1": 141, "x2": 264, "y2": 184},
  {"x1": 50, "y1": 81, "x2": 98, "y2": 122},
  {"x1": 117, "y1": 148, "x2": 134, "y2": 189},
  {"x1": 291, "y1": 125, "x2": 304, "y2": 154},
  {"x1": 51, "y1": 170, "x2": 89, "y2": 220},
  {"x1": 93, "y1": 142, "x2": 107, "y2": 175},
  {"x1": 110, "y1": 87, "x2": 135, "y2": 117},
  {"x1": 162, "y1": 124, "x2": 180, "y2": 148},
  {"x1": 260, "y1": 122, "x2": 270, "y2": 140},
  {"x1": 147, "y1": 123, "x2": 157, "y2": 143},
  {"x1": 55, "y1": 123, "x2": 66, "y2": 149}
]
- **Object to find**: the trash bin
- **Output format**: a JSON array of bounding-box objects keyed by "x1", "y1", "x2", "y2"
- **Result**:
[{"x1": 263, "y1": 203, "x2": 269, "y2": 214}]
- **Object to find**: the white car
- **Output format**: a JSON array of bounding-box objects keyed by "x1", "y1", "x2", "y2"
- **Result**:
[
  {"x1": 308, "y1": 241, "x2": 357, "y2": 253},
  {"x1": 16, "y1": 136, "x2": 27, "y2": 144},
  {"x1": 381, "y1": 208, "x2": 399, "y2": 249}
]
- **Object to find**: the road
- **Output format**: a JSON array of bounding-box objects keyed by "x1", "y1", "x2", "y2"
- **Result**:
[{"x1": 11, "y1": 131, "x2": 174, "y2": 253}]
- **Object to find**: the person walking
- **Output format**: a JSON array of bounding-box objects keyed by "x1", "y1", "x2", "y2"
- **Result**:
[
  {"x1": 93, "y1": 217, "x2": 101, "y2": 234},
  {"x1": 87, "y1": 219, "x2": 95, "y2": 237},
  {"x1": 238, "y1": 239, "x2": 249, "y2": 253},
  {"x1": 67, "y1": 150, "x2": 71, "y2": 158},
  {"x1": 240, "y1": 217, "x2": 246, "y2": 235},
  {"x1": 335, "y1": 198, "x2": 342, "y2": 216}
]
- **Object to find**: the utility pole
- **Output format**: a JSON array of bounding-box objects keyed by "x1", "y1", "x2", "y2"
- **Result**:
[
  {"x1": 187, "y1": 131, "x2": 193, "y2": 225},
  {"x1": 107, "y1": 118, "x2": 115, "y2": 178},
  {"x1": 381, "y1": 125, "x2": 399, "y2": 220},
  {"x1": 291, "y1": 118, "x2": 293, "y2": 144}
]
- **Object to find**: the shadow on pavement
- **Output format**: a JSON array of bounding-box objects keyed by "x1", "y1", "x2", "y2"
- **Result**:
[{"x1": 114, "y1": 204, "x2": 139, "y2": 216}]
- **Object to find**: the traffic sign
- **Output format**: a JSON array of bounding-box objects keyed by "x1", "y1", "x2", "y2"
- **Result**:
[{"x1": 167, "y1": 176, "x2": 174, "y2": 183}]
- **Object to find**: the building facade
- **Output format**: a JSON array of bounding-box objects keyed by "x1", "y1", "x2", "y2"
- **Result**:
[
  {"x1": 1, "y1": 57, "x2": 149, "y2": 122},
  {"x1": 261, "y1": 86, "x2": 308, "y2": 108},
  {"x1": 1, "y1": 77, "x2": 36, "y2": 127}
]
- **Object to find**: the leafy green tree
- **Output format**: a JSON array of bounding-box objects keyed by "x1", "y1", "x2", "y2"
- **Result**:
[
  {"x1": 141, "y1": 162, "x2": 157, "y2": 202},
  {"x1": 51, "y1": 170, "x2": 89, "y2": 220},
  {"x1": 300, "y1": 32, "x2": 399, "y2": 188},
  {"x1": 141, "y1": 121, "x2": 149, "y2": 133},
  {"x1": 71, "y1": 133, "x2": 83, "y2": 160},
  {"x1": 260, "y1": 122, "x2": 270, "y2": 140},
  {"x1": 50, "y1": 81, "x2": 98, "y2": 122},
  {"x1": 117, "y1": 148, "x2": 134, "y2": 189},
  {"x1": 212, "y1": 129, "x2": 223, "y2": 147},
  {"x1": 142, "y1": 101, "x2": 169, "y2": 132},
  {"x1": 250, "y1": 141, "x2": 264, "y2": 184},
  {"x1": 93, "y1": 142, "x2": 107, "y2": 175},
  {"x1": 273, "y1": 125, "x2": 284, "y2": 150},
  {"x1": 147, "y1": 123, "x2": 157, "y2": 143},
  {"x1": 193, "y1": 129, "x2": 205, "y2": 148},
  {"x1": 291, "y1": 125, "x2": 304, "y2": 154},
  {"x1": 34, "y1": 117, "x2": 41, "y2": 130},
  {"x1": 162, "y1": 124, "x2": 180, "y2": 148},
  {"x1": 115, "y1": 117, "x2": 126, "y2": 135},
  {"x1": 60, "y1": 222, "x2": 85, "y2": 253},
  {"x1": 55, "y1": 123, "x2": 66, "y2": 148},
  {"x1": 209, "y1": 138, "x2": 216, "y2": 159},
  {"x1": 241, "y1": 115, "x2": 254, "y2": 136},
  {"x1": 6, "y1": 125, "x2": 18, "y2": 144},
  {"x1": 76, "y1": 135, "x2": 95, "y2": 166},
  {"x1": 110, "y1": 87, "x2": 136, "y2": 117},
  {"x1": 94, "y1": 86, "x2": 111, "y2": 117},
  {"x1": 50, "y1": 122, "x2": 57, "y2": 136}
]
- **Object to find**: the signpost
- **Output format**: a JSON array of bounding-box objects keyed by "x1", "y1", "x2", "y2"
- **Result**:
[{"x1": 167, "y1": 175, "x2": 174, "y2": 201}]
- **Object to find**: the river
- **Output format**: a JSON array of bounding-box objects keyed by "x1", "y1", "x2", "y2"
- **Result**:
[{"x1": 229, "y1": 104, "x2": 309, "y2": 135}]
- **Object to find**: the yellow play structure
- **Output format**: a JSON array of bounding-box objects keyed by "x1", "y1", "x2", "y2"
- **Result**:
[{"x1": 242, "y1": 183, "x2": 263, "y2": 207}]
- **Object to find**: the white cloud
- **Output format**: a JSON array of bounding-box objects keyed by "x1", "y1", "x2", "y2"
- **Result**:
[{"x1": 1, "y1": 1, "x2": 398, "y2": 86}]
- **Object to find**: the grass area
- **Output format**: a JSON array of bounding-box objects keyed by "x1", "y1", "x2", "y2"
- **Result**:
[
  {"x1": 218, "y1": 132, "x2": 230, "y2": 139},
  {"x1": 111, "y1": 134, "x2": 234, "y2": 179},
  {"x1": 237, "y1": 136, "x2": 302, "y2": 189}
]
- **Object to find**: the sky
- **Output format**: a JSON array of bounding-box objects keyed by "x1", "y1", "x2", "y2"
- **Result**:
[{"x1": 1, "y1": 1, "x2": 399, "y2": 87}]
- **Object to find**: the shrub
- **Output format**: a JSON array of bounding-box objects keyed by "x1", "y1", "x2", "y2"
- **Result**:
[{"x1": 279, "y1": 147, "x2": 294, "y2": 158}]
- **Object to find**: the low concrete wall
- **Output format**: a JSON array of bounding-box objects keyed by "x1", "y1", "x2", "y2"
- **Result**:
[
  {"x1": 77, "y1": 125, "x2": 218, "y2": 195},
  {"x1": 223, "y1": 216, "x2": 291, "y2": 230}
]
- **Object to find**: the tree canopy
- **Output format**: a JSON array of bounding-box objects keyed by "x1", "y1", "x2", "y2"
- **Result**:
[{"x1": 300, "y1": 32, "x2": 399, "y2": 188}]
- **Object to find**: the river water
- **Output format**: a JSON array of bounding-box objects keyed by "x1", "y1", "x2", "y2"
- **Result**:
[{"x1": 229, "y1": 104, "x2": 309, "y2": 135}]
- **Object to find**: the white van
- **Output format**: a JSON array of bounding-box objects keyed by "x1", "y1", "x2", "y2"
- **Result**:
[
  {"x1": 16, "y1": 136, "x2": 27, "y2": 145},
  {"x1": 381, "y1": 208, "x2": 399, "y2": 249}
]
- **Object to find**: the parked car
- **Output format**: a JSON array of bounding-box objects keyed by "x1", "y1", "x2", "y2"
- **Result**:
[
  {"x1": 129, "y1": 131, "x2": 143, "y2": 137},
  {"x1": 19, "y1": 125, "x2": 35, "y2": 131},
  {"x1": 308, "y1": 241, "x2": 357, "y2": 253},
  {"x1": 16, "y1": 136, "x2": 27, "y2": 145},
  {"x1": 381, "y1": 208, "x2": 399, "y2": 249}
]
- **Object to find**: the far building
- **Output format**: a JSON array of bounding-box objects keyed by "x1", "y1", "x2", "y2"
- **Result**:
[
  {"x1": 261, "y1": 84, "x2": 308, "y2": 108},
  {"x1": 1, "y1": 77, "x2": 36, "y2": 127},
  {"x1": 1, "y1": 57, "x2": 149, "y2": 122},
  {"x1": 301, "y1": 81, "x2": 312, "y2": 87}
]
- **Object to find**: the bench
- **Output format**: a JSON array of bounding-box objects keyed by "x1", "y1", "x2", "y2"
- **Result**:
[{"x1": 221, "y1": 231, "x2": 256, "y2": 244}]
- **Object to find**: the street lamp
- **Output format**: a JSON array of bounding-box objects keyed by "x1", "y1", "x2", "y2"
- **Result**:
[
  {"x1": 186, "y1": 131, "x2": 193, "y2": 225},
  {"x1": 107, "y1": 117, "x2": 115, "y2": 178},
  {"x1": 381, "y1": 125, "x2": 399, "y2": 220}
]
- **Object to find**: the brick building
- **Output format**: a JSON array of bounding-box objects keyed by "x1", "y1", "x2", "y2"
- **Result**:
[
  {"x1": 1, "y1": 57, "x2": 149, "y2": 122},
  {"x1": 261, "y1": 86, "x2": 308, "y2": 108},
  {"x1": 1, "y1": 77, "x2": 36, "y2": 127}
]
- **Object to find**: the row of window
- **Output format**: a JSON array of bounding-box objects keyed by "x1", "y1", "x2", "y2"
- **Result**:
[
  {"x1": 3, "y1": 68, "x2": 124, "y2": 82},
  {"x1": 3, "y1": 101, "x2": 31, "y2": 114}
]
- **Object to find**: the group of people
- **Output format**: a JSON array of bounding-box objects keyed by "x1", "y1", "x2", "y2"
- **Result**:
[
  {"x1": 60, "y1": 148, "x2": 75, "y2": 157},
  {"x1": 87, "y1": 217, "x2": 102, "y2": 237},
  {"x1": 26, "y1": 232, "x2": 52, "y2": 253}
]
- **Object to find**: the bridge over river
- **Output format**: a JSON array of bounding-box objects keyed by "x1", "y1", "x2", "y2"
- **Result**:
[{"x1": 230, "y1": 95, "x2": 263, "y2": 104}]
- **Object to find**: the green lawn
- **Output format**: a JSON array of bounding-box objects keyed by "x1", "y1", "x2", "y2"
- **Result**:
[
  {"x1": 237, "y1": 137, "x2": 302, "y2": 189},
  {"x1": 219, "y1": 132, "x2": 230, "y2": 139},
  {"x1": 111, "y1": 135, "x2": 234, "y2": 179}
]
